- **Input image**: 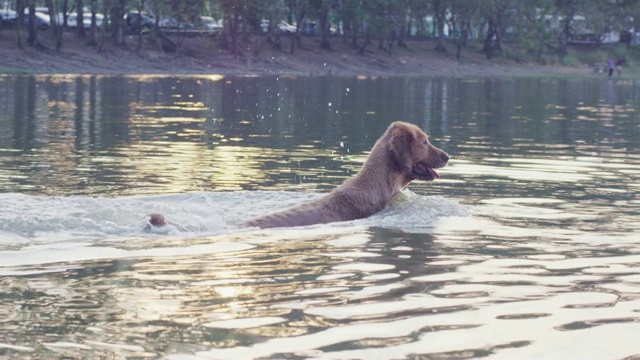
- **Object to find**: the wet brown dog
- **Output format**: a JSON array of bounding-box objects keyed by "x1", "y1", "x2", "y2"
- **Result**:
[{"x1": 149, "y1": 121, "x2": 448, "y2": 229}]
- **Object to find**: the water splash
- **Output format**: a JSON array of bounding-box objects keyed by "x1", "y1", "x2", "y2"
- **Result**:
[{"x1": 0, "y1": 189, "x2": 468, "y2": 245}]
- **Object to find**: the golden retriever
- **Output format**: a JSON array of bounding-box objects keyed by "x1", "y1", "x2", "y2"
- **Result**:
[{"x1": 149, "y1": 121, "x2": 448, "y2": 229}]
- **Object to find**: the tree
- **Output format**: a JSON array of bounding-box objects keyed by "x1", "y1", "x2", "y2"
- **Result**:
[
  {"x1": 336, "y1": 0, "x2": 364, "y2": 48},
  {"x1": 288, "y1": 0, "x2": 310, "y2": 54},
  {"x1": 254, "y1": 0, "x2": 287, "y2": 54},
  {"x1": 59, "y1": 0, "x2": 70, "y2": 28},
  {"x1": 514, "y1": 0, "x2": 555, "y2": 62},
  {"x1": 147, "y1": 0, "x2": 173, "y2": 52},
  {"x1": 77, "y1": 0, "x2": 86, "y2": 37},
  {"x1": 432, "y1": 0, "x2": 446, "y2": 51},
  {"x1": 308, "y1": 0, "x2": 332, "y2": 50},
  {"x1": 110, "y1": 0, "x2": 128, "y2": 46},
  {"x1": 13, "y1": 0, "x2": 26, "y2": 49},
  {"x1": 396, "y1": 0, "x2": 411, "y2": 48},
  {"x1": 360, "y1": 0, "x2": 400, "y2": 54},
  {"x1": 219, "y1": 0, "x2": 242, "y2": 55},
  {"x1": 87, "y1": 0, "x2": 100, "y2": 46},
  {"x1": 450, "y1": 0, "x2": 480, "y2": 59},
  {"x1": 555, "y1": 0, "x2": 580, "y2": 57},
  {"x1": 409, "y1": 0, "x2": 430, "y2": 38},
  {"x1": 45, "y1": 0, "x2": 63, "y2": 50},
  {"x1": 26, "y1": 0, "x2": 38, "y2": 46},
  {"x1": 576, "y1": 0, "x2": 631, "y2": 45},
  {"x1": 615, "y1": 0, "x2": 640, "y2": 49},
  {"x1": 480, "y1": 0, "x2": 512, "y2": 59}
]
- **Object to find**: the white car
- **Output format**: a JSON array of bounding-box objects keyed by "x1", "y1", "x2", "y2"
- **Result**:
[
  {"x1": 56, "y1": 12, "x2": 103, "y2": 28},
  {"x1": 200, "y1": 16, "x2": 222, "y2": 32},
  {"x1": 260, "y1": 19, "x2": 297, "y2": 34},
  {"x1": 21, "y1": 8, "x2": 51, "y2": 28},
  {"x1": 0, "y1": 8, "x2": 17, "y2": 21},
  {"x1": 278, "y1": 21, "x2": 297, "y2": 33}
]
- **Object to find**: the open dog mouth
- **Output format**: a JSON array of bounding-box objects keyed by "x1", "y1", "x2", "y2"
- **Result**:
[{"x1": 412, "y1": 162, "x2": 440, "y2": 180}]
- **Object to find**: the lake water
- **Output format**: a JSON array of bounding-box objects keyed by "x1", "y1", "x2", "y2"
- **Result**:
[{"x1": 0, "y1": 74, "x2": 638, "y2": 359}]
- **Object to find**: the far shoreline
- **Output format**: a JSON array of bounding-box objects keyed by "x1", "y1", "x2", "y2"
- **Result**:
[{"x1": 0, "y1": 31, "x2": 631, "y2": 79}]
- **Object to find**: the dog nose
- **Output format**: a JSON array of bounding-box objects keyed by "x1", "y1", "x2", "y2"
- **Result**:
[{"x1": 441, "y1": 152, "x2": 449, "y2": 163}]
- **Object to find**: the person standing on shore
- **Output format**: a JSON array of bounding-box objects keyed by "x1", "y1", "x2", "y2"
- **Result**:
[{"x1": 608, "y1": 58, "x2": 615, "y2": 77}]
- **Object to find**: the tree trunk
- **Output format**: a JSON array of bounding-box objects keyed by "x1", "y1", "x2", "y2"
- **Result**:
[
  {"x1": 342, "y1": 16, "x2": 350, "y2": 43},
  {"x1": 433, "y1": 0, "x2": 446, "y2": 52},
  {"x1": 494, "y1": 27, "x2": 503, "y2": 56},
  {"x1": 319, "y1": 4, "x2": 331, "y2": 50},
  {"x1": 110, "y1": 0, "x2": 126, "y2": 46},
  {"x1": 456, "y1": 22, "x2": 468, "y2": 60},
  {"x1": 87, "y1": 0, "x2": 98, "y2": 46},
  {"x1": 289, "y1": 11, "x2": 305, "y2": 54},
  {"x1": 359, "y1": 27, "x2": 369, "y2": 55},
  {"x1": 483, "y1": 19, "x2": 496, "y2": 59},
  {"x1": 76, "y1": 0, "x2": 86, "y2": 37},
  {"x1": 61, "y1": 0, "x2": 69, "y2": 27},
  {"x1": 45, "y1": 0, "x2": 62, "y2": 50},
  {"x1": 231, "y1": 11, "x2": 239, "y2": 55},
  {"x1": 96, "y1": 0, "x2": 108, "y2": 52},
  {"x1": 397, "y1": 17, "x2": 408, "y2": 48},
  {"x1": 14, "y1": 0, "x2": 25, "y2": 49},
  {"x1": 417, "y1": 12, "x2": 426, "y2": 37},
  {"x1": 134, "y1": 3, "x2": 144, "y2": 52},
  {"x1": 26, "y1": 1, "x2": 37, "y2": 46},
  {"x1": 220, "y1": 10, "x2": 240, "y2": 55},
  {"x1": 559, "y1": 16, "x2": 572, "y2": 57}
]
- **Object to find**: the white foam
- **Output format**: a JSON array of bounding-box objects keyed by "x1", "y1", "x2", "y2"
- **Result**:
[{"x1": 0, "y1": 190, "x2": 469, "y2": 248}]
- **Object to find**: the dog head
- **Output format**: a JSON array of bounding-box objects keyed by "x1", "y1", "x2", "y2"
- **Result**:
[{"x1": 386, "y1": 121, "x2": 449, "y2": 181}]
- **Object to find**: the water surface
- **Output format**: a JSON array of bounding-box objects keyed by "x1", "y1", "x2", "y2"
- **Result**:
[{"x1": 0, "y1": 74, "x2": 638, "y2": 359}]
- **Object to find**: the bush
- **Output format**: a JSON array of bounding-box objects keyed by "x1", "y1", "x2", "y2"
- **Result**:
[
  {"x1": 561, "y1": 53, "x2": 582, "y2": 67},
  {"x1": 612, "y1": 46, "x2": 627, "y2": 61},
  {"x1": 574, "y1": 49, "x2": 608, "y2": 66},
  {"x1": 611, "y1": 46, "x2": 632, "y2": 67},
  {"x1": 503, "y1": 47, "x2": 529, "y2": 63}
]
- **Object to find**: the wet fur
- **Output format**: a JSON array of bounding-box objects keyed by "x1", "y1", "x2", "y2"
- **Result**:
[{"x1": 243, "y1": 121, "x2": 449, "y2": 229}]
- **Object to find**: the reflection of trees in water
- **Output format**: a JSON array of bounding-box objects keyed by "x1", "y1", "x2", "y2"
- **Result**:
[
  {"x1": 3, "y1": 75, "x2": 639, "y2": 152},
  {"x1": 98, "y1": 76, "x2": 132, "y2": 147},
  {"x1": 0, "y1": 76, "x2": 638, "y2": 195},
  {"x1": 215, "y1": 76, "x2": 447, "y2": 153},
  {"x1": 8, "y1": 76, "x2": 37, "y2": 149}
]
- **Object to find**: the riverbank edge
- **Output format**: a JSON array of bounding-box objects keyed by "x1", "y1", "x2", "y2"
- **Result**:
[{"x1": 0, "y1": 31, "x2": 632, "y2": 79}]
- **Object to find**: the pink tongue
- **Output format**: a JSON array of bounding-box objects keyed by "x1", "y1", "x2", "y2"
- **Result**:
[{"x1": 428, "y1": 168, "x2": 440, "y2": 179}]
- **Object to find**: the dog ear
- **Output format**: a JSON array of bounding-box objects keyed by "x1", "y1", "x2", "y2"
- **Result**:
[{"x1": 387, "y1": 123, "x2": 414, "y2": 171}]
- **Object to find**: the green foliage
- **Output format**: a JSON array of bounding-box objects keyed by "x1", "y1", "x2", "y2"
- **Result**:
[
  {"x1": 503, "y1": 47, "x2": 529, "y2": 63},
  {"x1": 361, "y1": 0, "x2": 400, "y2": 37},
  {"x1": 17, "y1": 0, "x2": 640, "y2": 66},
  {"x1": 561, "y1": 52, "x2": 582, "y2": 67},
  {"x1": 624, "y1": 46, "x2": 640, "y2": 67},
  {"x1": 612, "y1": 46, "x2": 628, "y2": 61},
  {"x1": 576, "y1": 49, "x2": 609, "y2": 66}
]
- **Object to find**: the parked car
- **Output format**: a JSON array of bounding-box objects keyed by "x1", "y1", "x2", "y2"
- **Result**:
[
  {"x1": 159, "y1": 15, "x2": 194, "y2": 30},
  {"x1": 5, "y1": 8, "x2": 51, "y2": 29},
  {"x1": 0, "y1": 9, "x2": 17, "y2": 25},
  {"x1": 278, "y1": 21, "x2": 297, "y2": 33},
  {"x1": 260, "y1": 19, "x2": 297, "y2": 34},
  {"x1": 32, "y1": 7, "x2": 49, "y2": 14},
  {"x1": 124, "y1": 12, "x2": 155, "y2": 33},
  {"x1": 200, "y1": 16, "x2": 222, "y2": 32},
  {"x1": 57, "y1": 12, "x2": 104, "y2": 28},
  {"x1": 30, "y1": 12, "x2": 51, "y2": 29}
]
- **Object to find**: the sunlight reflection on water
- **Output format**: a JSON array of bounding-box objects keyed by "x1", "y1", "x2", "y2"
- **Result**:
[{"x1": 0, "y1": 75, "x2": 638, "y2": 359}]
